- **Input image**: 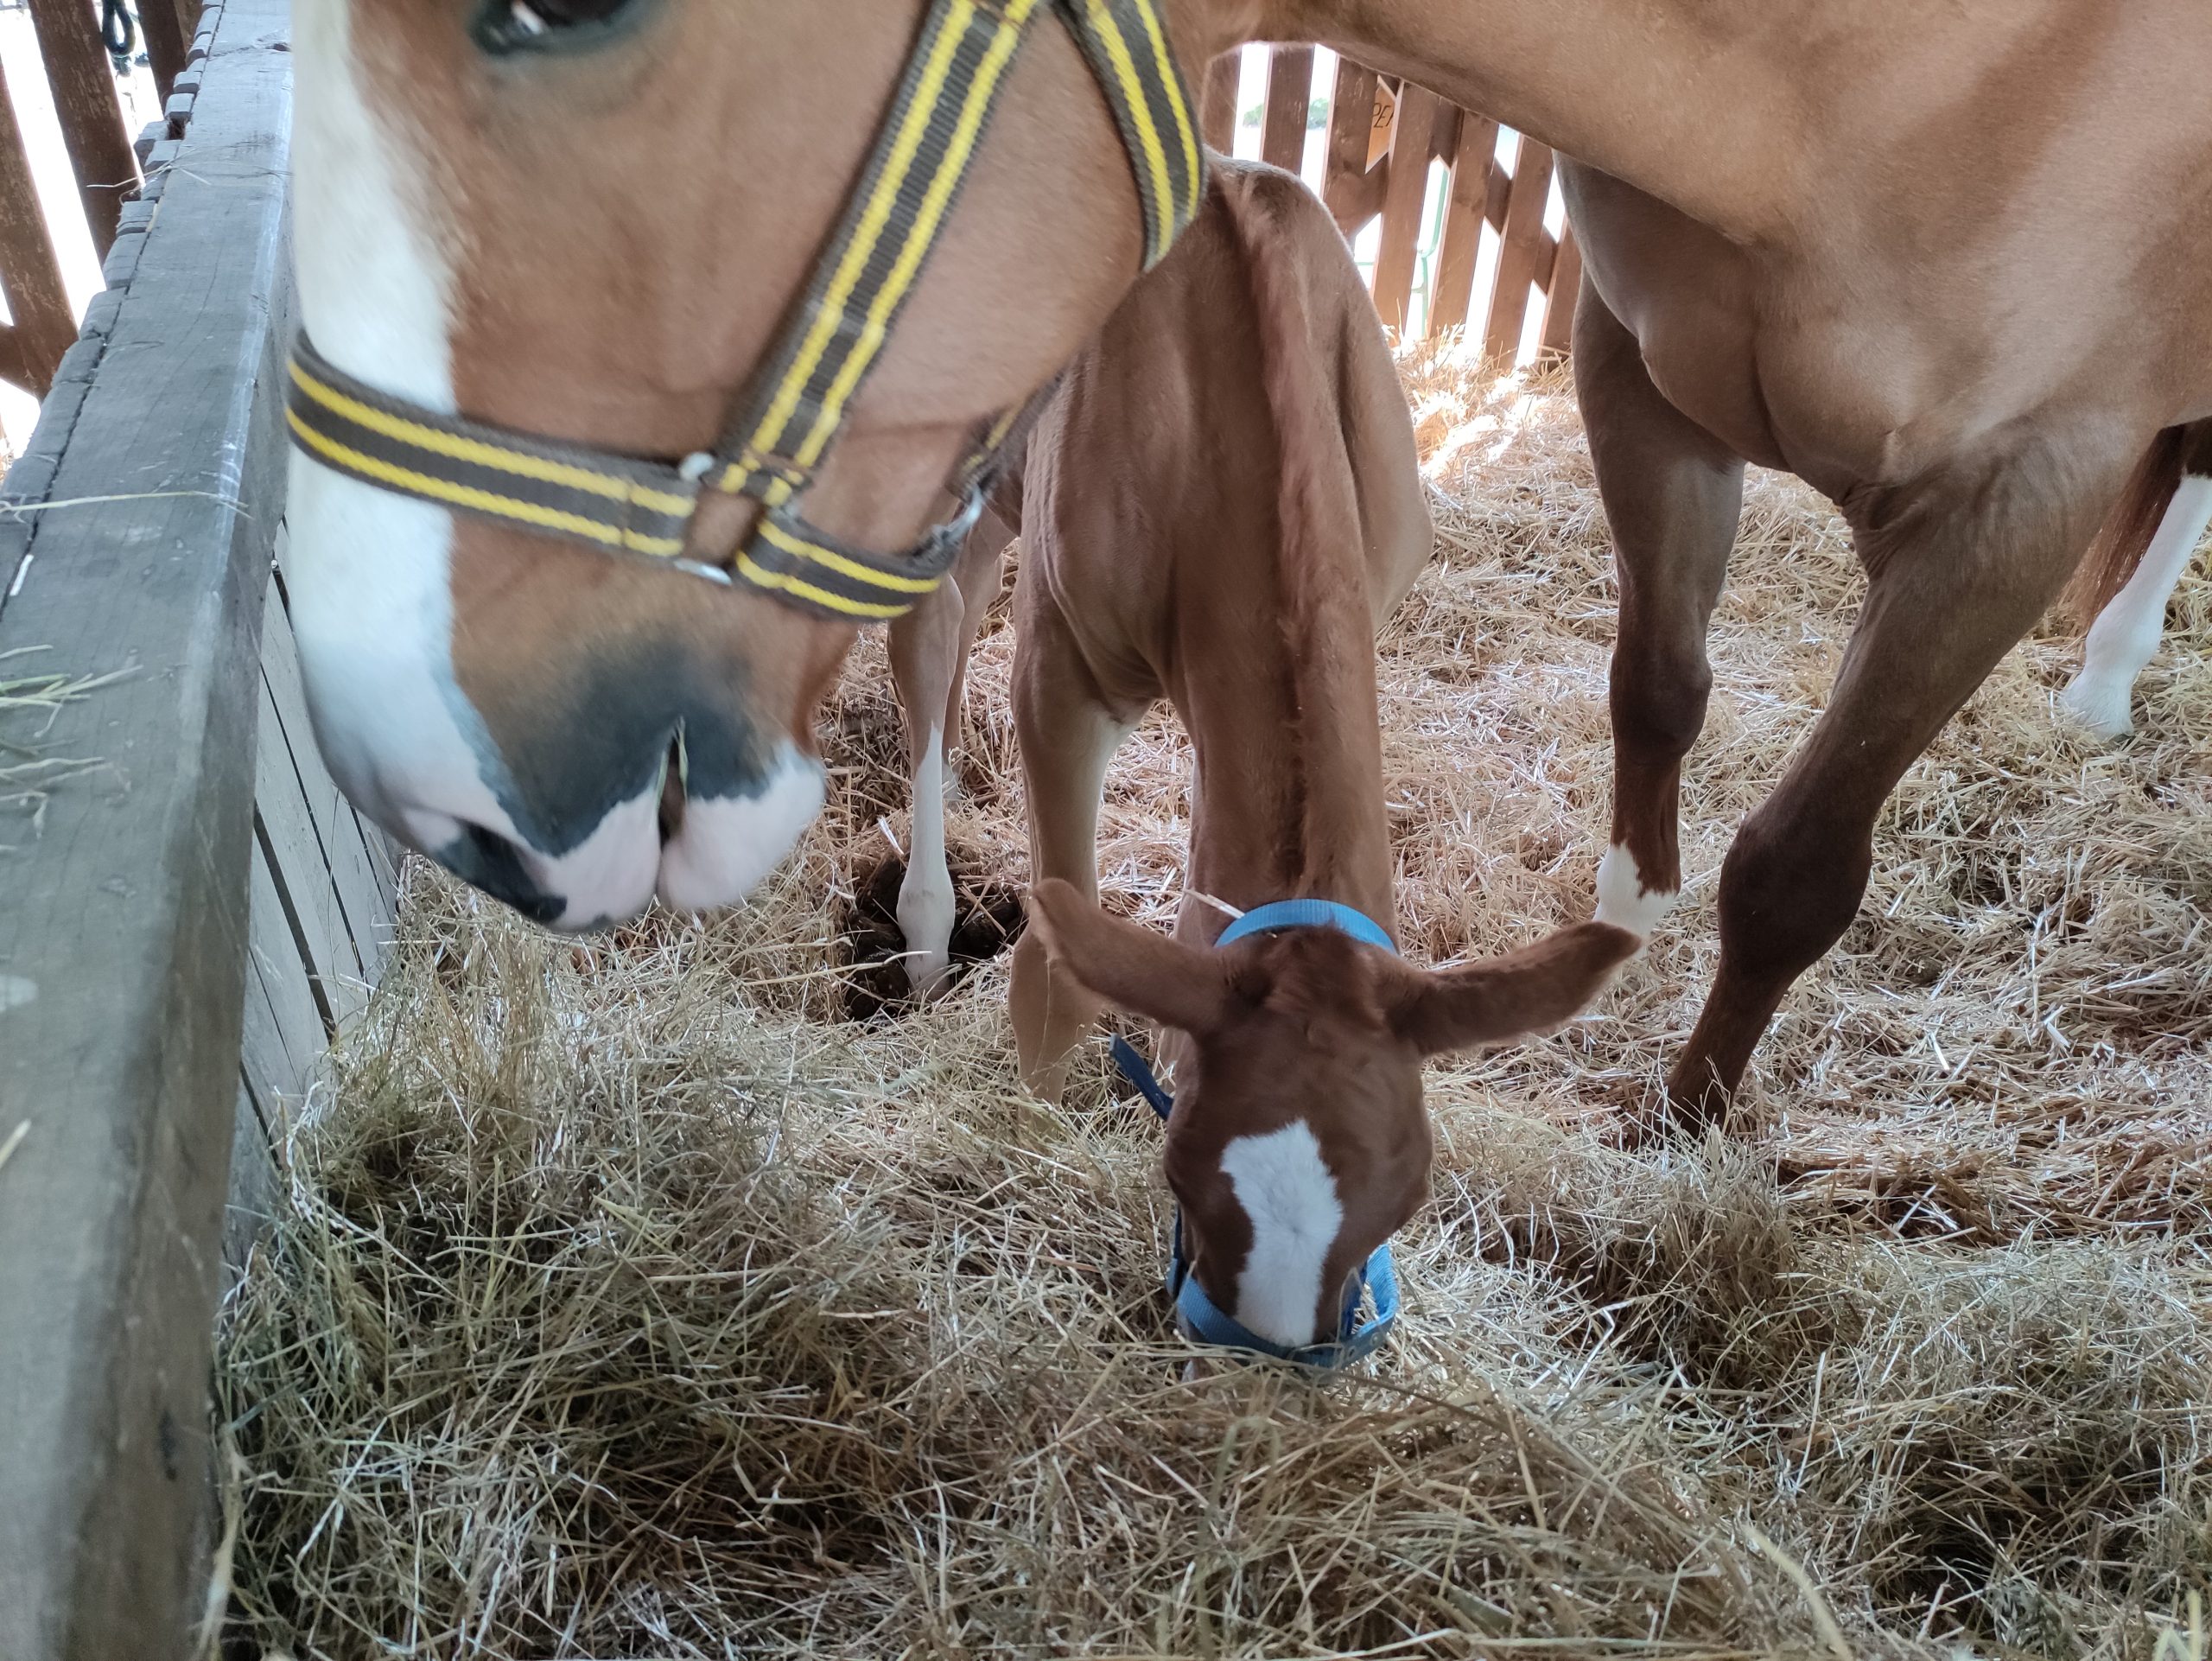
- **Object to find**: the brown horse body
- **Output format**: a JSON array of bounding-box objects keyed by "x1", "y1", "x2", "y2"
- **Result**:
[{"x1": 288, "y1": 0, "x2": 2212, "y2": 1127}]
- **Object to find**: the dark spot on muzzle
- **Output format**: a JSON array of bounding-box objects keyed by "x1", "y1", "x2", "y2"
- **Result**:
[
  {"x1": 463, "y1": 644, "x2": 778, "y2": 858},
  {"x1": 436, "y1": 823, "x2": 565, "y2": 926}
]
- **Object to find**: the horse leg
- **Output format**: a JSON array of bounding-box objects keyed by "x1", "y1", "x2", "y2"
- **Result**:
[
  {"x1": 887, "y1": 514, "x2": 1008, "y2": 996},
  {"x1": 887, "y1": 581, "x2": 965, "y2": 996},
  {"x1": 1008, "y1": 586, "x2": 1135, "y2": 1104},
  {"x1": 1575, "y1": 275, "x2": 1745, "y2": 941},
  {"x1": 2062, "y1": 474, "x2": 2212, "y2": 739},
  {"x1": 1665, "y1": 436, "x2": 2135, "y2": 1130}
]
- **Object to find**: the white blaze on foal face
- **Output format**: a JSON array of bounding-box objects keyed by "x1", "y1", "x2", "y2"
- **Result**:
[{"x1": 1217, "y1": 1121, "x2": 1347, "y2": 1350}]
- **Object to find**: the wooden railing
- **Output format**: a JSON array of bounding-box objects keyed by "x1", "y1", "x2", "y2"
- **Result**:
[
  {"x1": 0, "y1": 0, "x2": 201, "y2": 405},
  {"x1": 1202, "y1": 45, "x2": 1581, "y2": 363}
]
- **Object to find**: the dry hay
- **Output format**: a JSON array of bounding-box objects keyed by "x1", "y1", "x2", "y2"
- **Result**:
[{"x1": 217, "y1": 351, "x2": 2212, "y2": 1660}]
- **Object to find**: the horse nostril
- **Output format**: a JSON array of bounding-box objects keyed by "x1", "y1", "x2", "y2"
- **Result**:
[
  {"x1": 439, "y1": 821, "x2": 565, "y2": 926},
  {"x1": 658, "y1": 734, "x2": 687, "y2": 845}
]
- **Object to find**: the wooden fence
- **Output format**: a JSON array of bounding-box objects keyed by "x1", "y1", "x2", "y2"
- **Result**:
[
  {"x1": 0, "y1": 3, "x2": 397, "y2": 1654},
  {"x1": 0, "y1": 0, "x2": 210, "y2": 409},
  {"x1": 1202, "y1": 44, "x2": 1582, "y2": 364}
]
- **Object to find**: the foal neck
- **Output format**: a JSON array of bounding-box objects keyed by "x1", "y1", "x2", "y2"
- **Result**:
[{"x1": 1179, "y1": 550, "x2": 1396, "y2": 941}]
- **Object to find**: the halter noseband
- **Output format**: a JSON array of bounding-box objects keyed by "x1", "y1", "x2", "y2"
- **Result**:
[
  {"x1": 287, "y1": 0, "x2": 1205, "y2": 624},
  {"x1": 1111, "y1": 900, "x2": 1406, "y2": 1370}
]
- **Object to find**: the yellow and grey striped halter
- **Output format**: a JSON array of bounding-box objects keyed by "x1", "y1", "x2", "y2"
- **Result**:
[{"x1": 287, "y1": 0, "x2": 1205, "y2": 623}]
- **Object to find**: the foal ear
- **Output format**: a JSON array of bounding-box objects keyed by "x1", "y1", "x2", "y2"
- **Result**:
[
  {"x1": 1389, "y1": 922, "x2": 1638, "y2": 1058},
  {"x1": 1026, "y1": 880, "x2": 1231, "y2": 1036}
]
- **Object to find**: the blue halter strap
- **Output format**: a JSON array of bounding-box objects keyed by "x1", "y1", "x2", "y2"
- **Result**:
[{"x1": 1110, "y1": 899, "x2": 1404, "y2": 1369}]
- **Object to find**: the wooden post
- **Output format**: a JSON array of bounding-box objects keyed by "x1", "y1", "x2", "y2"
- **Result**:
[
  {"x1": 1538, "y1": 222, "x2": 1583, "y2": 361},
  {"x1": 1483, "y1": 136, "x2": 1557, "y2": 363},
  {"x1": 1260, "y1": 44, "x2": 1313, "y2": 173},
  {"x1": 1369, "y1": 83, "x2": 1440, "y2": 333},
  {"x1": 1321, "y1": 56, "x2": 1382, "y2": 233},
  {"x1": 1427, "y1": 110, "x2": 1499, "y2": 337},
  {"x1": 0, "y1": 58, "x2": 79, "y2": 397},
  {"x1": 1199, "y1": 50, "x2": 1240, "y2": 154},
  {"x1": 139, "y1": 0, "x2": 187, "y2": 102},
  {"x1": 27, "y1": 0, "x2": 142, "y2": 259}
]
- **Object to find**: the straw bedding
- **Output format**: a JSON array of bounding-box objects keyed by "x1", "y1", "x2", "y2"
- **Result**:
[{"x1": 217, "y1": 354, "x2": 2211, "y2": 1660}]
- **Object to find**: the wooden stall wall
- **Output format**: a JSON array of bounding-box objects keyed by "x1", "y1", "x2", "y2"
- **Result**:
[
  {"x1": 1202, "y1": 45, "x2": 1582, "y2": 363},
  {"x1": 0, "y1": 3, "x2": 394, "y2": 1655}
]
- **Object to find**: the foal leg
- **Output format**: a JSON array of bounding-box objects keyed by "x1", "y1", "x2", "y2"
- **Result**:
[
  {"x1": 887, "y1": 519, "x2": 1008, "y2": 996},
  {"x1": 1665, "y1": 437, "x2": 2135, "y2": 1130},
  {"x1": 1575, "y1": 277, "x2": 1746, "y2": 941},
  {"x1": 888, "y1": 582, "x2": 965, "y2": 996},
  {"x1": 2061, "y1": 473, "x2": 2212, "y2": 739},
  {"x1": 1008, "y1": 590, "x2": 1137, "y2": 1104}
]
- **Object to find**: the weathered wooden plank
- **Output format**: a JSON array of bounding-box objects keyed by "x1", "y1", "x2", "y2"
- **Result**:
[
  {"x1": 0, "y1": 4, "x2": 293, "y2": 1654},
  {"x1": 0, "y1": 55, "x2": 79, "y2": 396},
  {"x1": 1540, "y1": 223, "x2": 1584, "y2": 362},
  {"x1": 1321, "y1": 57, "x2": 1382, "y2": 233},
  {"x1": 255, "y1": 676, "x2": 367, "y2": 1028},
  {"x1": 27, "y1": 0, "x2": 142, "y2": 258},
  {"x1": 1199, "y1": 51, "x2": 1240, "y2": 154},
  {"x1": 138, "y1": 0, "x2": 188, "y2": 102},
  {"x1": 1370, "y1": 83, "x2": 1442, "y2": 332},
  {"x1": 1427, "y1": 110, "x2": 1500, "y2": 337},
  {"x1": 249, "y1": 826, "x2": 328, "y2": 1079},
  {"x1": 1260, "y1": 45, "x2": 1313, "y2": 173},
  {"x1": 260, "y1": 554, "x2": 397, "y2": 977},
  {"x1": 1484, "y1": 137, "x2": 1557, "y2": 363},
  {"x1": 224, "y1": 1072, "x2": 276, "y2": 1279}
]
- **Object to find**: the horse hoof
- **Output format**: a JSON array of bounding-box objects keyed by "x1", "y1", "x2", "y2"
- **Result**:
[{"x1": 2059, "y1": 675, "x2": 2135, "y2": 741}]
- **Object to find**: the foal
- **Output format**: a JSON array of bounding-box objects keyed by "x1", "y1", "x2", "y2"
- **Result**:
[{"x1": 995, "y1": 157, "x2": 1634, "y2": 1353}]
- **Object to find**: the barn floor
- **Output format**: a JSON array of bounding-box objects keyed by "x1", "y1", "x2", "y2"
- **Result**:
[{"x1": 219, "y1": 358, "x2": 2210, "y2": 1661}]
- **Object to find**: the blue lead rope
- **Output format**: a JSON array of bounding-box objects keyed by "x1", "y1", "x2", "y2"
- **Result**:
[{"x1": 1110, "y1": 901, "x2": 1404, "y2": 1369}]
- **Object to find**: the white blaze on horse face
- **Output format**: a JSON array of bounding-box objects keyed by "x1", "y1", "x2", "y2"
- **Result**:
[
  {"x1": 1219, "y1": 1121, "x2": 1344, "y2": 1349},
  {"x1": 287, "y1": 0, "x2": 498, "y2": 865},
  {"x1": 1594, "y1": 843, "x2": 1675, "y2": 942},
  {"x1": 2063, "y1": 475, "x2": 2212, "y2": 741}
]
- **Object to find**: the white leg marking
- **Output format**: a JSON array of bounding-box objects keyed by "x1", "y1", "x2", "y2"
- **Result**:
[
  {"x1": 2063, "y1": 476, "x2": 2212, "y2": 741},
  {"x1": 898, "y1": 723, "x2": 957, "y2": 994},
  {"x1": 1220, "y1": 1122, "x2": 1344, "y2": 1350},
  {"x1": 1593, "y1": 843, "x2": 1677, "y2": 941},
  {"x1": 657, "y1": 746, "x2": 828, "y2": 914}
]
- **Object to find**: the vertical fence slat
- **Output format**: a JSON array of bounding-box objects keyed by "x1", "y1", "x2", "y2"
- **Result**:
[
  {"x1": 0, "y1": 58, "x2": 78, "y2": 396},
  {"x1": 1261, "y1": 44, "x2": 1313, "y2": 172},
  {"x1": 1427, "y1": 111, "x2": 1499, "y2": 337},
  {"x1": 1540, "y1": 222, "x2": 1583, "y2": 360},
  {"x1": 1200, "y1": 51, "x2": 1239, "y2": 153},
  {"x1": 1321, "y1": 57, "x2": 1382, "y2": 232},
  {"x1": 1483, "y1": 137, "x2": 1556, "y2": 361},
  {"x1": 140, "y1": 0, "x2": 188, "y2": 101},
  {"x1": 1370, "y1": 82, "x2": 1440, "y2": 332},
  {"x1": 26, "y1": 0, "x2": 142, "y2": 259}
]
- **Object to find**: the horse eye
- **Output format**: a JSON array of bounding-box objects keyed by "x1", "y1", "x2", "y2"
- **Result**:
[{"x1": 477, "y1": 0, "x2": 636, "y2": 53}]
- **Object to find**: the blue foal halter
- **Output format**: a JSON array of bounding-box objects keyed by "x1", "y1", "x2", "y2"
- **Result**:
[{"x1": 1110, "y1": 900, "x2": 1404, "y2": 1368}]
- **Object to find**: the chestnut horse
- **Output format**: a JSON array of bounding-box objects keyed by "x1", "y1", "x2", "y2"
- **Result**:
[{"x1": 285, "y1": 0, "x2": 2212, "y2": 1130}]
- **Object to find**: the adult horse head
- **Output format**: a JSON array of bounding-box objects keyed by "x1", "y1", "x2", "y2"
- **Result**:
[{"x1": 285, "y1": 0, "x2": 1209, "y2": 926}]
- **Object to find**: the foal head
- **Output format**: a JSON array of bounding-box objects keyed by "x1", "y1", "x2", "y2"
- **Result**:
[
  {"x1": 1027, "y1": 882, "x2": 1637, "y2": 1352},
  {"x1": 287, "y1": 0, "x2": 1205, "y2": 926}
]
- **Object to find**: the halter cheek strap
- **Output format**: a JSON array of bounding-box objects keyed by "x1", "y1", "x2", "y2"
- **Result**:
[
  {"x1": 1109, "y1": 900, "x2": 1406, "y2": 1370},
  {"x1": 285, "y1": 0, "x2": 1205, "y2": 626}
]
